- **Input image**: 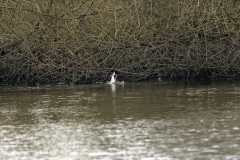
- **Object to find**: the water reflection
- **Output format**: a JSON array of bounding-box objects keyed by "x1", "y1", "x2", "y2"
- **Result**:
[{"x1": 1, "y1": 81, "x2": 240, "y2": 159}]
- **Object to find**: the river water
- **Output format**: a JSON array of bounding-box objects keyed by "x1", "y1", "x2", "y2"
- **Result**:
[{"x1": 1, "y1": 81, "x2": 240, "y2": 159}]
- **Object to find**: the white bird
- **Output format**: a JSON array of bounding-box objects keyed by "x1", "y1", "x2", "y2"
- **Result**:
[
  {"x1": 107, "y1": 71, "x2": 124, "y2": 84},
  {"x1": 108, "y1": 71, "x2": 117, "y2": 84}
]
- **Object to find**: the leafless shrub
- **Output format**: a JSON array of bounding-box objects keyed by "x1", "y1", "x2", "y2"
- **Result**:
[{"x1": 1, "y1": 0, "x2": 240, "y2": 85}]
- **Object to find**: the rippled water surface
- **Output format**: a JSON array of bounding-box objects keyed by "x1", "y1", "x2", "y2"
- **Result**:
[{"x1": 1, "y1": 81, "x2": 240, "y2": 159}]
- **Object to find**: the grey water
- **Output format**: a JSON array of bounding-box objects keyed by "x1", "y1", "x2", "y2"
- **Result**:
[{"x1": 1, "y1": 81, "x2": 240, "y2": 159}]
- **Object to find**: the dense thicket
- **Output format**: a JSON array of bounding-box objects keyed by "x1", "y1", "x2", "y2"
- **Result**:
[{"x1": 1, "y1": 0, "x2": 240, "y2": 85}]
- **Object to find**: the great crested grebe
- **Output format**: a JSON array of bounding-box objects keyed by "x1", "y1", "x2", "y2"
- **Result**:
[
  {"x1": 107, "y1": 71, "x2": 124, "y2": 84},
  {"x1": 108, "y1": 71, "x2": 117, "y2": 84}
]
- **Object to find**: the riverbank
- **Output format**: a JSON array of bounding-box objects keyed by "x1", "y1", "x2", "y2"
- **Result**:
[{"x1": 1, "y1": 0, "x2": 240, "y2": 85}]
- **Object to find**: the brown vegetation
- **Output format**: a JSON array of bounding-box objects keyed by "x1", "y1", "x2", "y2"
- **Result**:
[{"x1": 1, "y1": 0, "x2": 240, "y2": 85}]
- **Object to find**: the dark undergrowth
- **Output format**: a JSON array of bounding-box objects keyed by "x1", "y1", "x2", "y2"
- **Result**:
[{"x1": 1, "y1": 0, "x2": 240, "y2": 85}]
